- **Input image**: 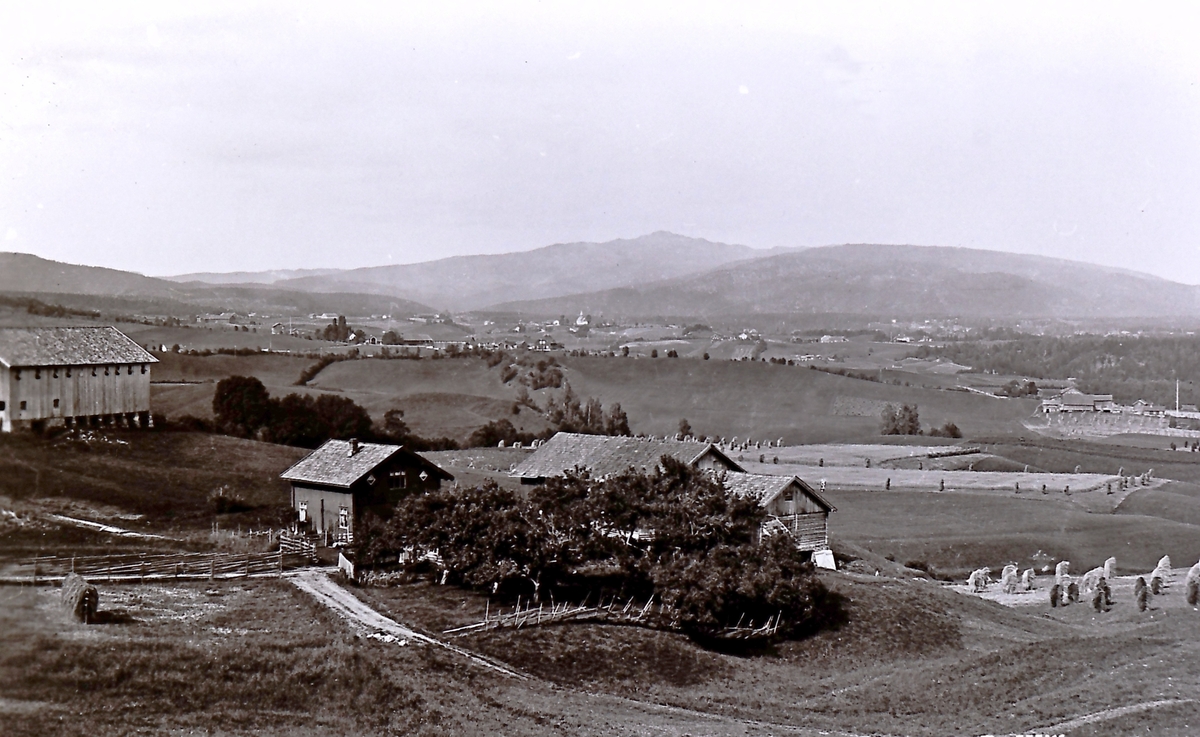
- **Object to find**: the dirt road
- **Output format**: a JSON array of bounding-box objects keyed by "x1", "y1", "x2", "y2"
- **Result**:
[{"x1": 289, "y1": 569, "x2": 527, "y2": 679}]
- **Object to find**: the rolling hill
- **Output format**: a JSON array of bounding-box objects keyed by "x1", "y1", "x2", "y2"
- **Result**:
[
  {"x1": 492, "y1": 243, "x2": 1200, "y2": 319},
  {"x1": 270, "y1": 232, "x2": 780, "y2": 311},
  {"x1": 0, "y1": 253, "x2": 430, "y2": 317}
]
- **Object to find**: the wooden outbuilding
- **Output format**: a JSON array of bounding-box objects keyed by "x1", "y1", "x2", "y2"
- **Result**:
[
  {"x1": 0, "y1": 326, "x2": 157, "y2": 433},
  {"x1": 280, "y1": 438, "x2": 454, "y2": 545},
  {"x1": 723, "y1": 473, "x2": 835, "y2": 553},
  {"x1": 511, "y1": 431, "x2": 745, "y2": 484}
]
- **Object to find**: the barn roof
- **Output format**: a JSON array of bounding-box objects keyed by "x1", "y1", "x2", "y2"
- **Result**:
[
  {"x1": 723, "y1": 473, "x2": 835, "y2": 512},
  {"x1": 0, "y1": 326, "x2": 158, "y2": 368},
  {"x1": 511, "y1": 431, "x2": 745, "y2": 479},
  {"x1": 280, "y1": 439, "x2": 453, "y2": 489}
]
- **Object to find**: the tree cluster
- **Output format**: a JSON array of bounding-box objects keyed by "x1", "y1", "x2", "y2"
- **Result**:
[
  {"x1": 213, "y1": 376, "x2": 374, "y2": 447},
  {"x1": 880, "y1": 403, "x2": 922, "y2": 435},
  {"x1": 360, "y1": 459, "x2": 843, "y2": 640},
  {"x1": 542, "y1": 385, "x2": 630, "y2": 436}
]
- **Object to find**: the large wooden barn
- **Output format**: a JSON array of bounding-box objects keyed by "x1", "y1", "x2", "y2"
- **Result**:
[
  {"x1": 0, "y1": 326, "x2": 158, "y2": 433},
  {"x1": 723, "y1": 473, "x2": 836, "y2": 553},
  {"x1": 280, "y1": 438, "x2": 454, "y2": 545}
]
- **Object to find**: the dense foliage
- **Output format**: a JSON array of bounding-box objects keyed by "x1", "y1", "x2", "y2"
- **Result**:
[
  {"x1": 880, "y1": 403, "x2": 921, "y2": 435},
  {"x1": 361, "y1": 459, "x2": 842, "y2": 640},
  {"x1": 914, "y1": 336, "x2": 1200, "y2": 406}
]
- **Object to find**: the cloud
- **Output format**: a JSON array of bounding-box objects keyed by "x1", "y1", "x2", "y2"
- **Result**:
[
  {"x1": 567, "y1": 51, "x2": 581, "y2": 60},
  {"x1": 4, "y1": 228, "x2": 16, "y2": 241},
  {"x1": 738, "y1": 84, "x2": 749, "y2": 94}
]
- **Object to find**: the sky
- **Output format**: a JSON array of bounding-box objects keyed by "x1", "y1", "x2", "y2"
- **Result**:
[{"x1": 1, "y1": 1, "x2": 1198, "y2": 282}]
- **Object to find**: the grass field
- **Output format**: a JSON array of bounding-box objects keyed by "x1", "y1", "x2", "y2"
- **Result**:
[{"x1": 0, "y1": 431, "x2": 304, "y2": 553}]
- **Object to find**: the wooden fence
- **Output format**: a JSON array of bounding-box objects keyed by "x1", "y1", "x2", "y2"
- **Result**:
[{"x1": 0, "y1": 550, "x2": 310, "y2": 585}]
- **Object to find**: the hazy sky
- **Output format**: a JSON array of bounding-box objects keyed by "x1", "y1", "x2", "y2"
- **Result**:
[{"x1": 2, "y1": 2, "x2": 1199, "y2": 281}]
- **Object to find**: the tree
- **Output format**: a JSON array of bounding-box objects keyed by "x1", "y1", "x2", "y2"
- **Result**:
[
  {"x1": 678, "y1": 418, "x2": 692, "y2": 438},
  {"x1": 651, "y1": 349, "x2": 658, "y2": 358},
  {"x1": 381, "y1": 330, "x2": 401, "y2": 345},
  {"x1": 880, "y1": 403, "x2": 921, "y2": 435},
  {"x1": 313, "y1": 394, "x2": 374, "y2": 440},
  {"x1": 213, "y1": 376, "x2": 273, "y2": 437}
]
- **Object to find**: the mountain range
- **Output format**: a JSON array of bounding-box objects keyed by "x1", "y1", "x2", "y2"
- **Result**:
[{"x1": 3, "y1": 235, "x2": 1197, "y2": 320}]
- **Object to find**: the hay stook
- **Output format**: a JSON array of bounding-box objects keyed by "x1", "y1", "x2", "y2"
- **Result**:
[{"x1": 61, "y1": 572, "x2": 98, "y2": 624}]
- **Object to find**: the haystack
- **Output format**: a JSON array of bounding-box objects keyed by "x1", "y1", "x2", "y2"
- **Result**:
[{"x1": 61, "y1": 573, "x2": 98, "y2": 624}]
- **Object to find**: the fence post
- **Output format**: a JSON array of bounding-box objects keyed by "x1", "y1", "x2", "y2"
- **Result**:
[
  {"x1": 209, "y1": 558, "x2": 215, "y2": 580},
  {"x1": 245, "y1": 554, "x2": 250, "y2": 577},
  {"x1": 32, "y1": 557, "x2": 37, "y2": 587},
  {"x1": 278, "y1": 551, "x2": 283, "y2": 577}
]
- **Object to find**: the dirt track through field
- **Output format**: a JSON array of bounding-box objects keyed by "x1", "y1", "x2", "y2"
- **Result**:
[
  {"x1": 1038, "y1": 698, "x2": 1196, "y2": 733},
  {"x1": 289, "y1": 569, "x2": 528, "y2": 679}
]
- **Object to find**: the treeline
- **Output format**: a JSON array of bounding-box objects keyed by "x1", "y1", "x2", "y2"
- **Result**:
[
  {"x1": 465, "y1": 386, "x2": 630, "y2": 448},
  {"x1": 0, "y1": 295, "x2": 100, "y2": 319},
  {"x1": 914, "y1": 336, "x2": 1200, "y2": 406},
  {"x1": 880, "y1": 403, "x2": 961, "y2": 438},
  {"x1": 360, "y1": 459, "x2": 845, "y2": 641}
]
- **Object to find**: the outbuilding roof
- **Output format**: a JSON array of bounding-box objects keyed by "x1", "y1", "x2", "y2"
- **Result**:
[
  {"x1": 723, "y1": 473, "x2": 835, "y2": 512},
  {"x1": 511, "y1": 431, "x2": 745, "y2": 479},
  {"x1": 0, "y1": 326, "x2": 158, "y2": 368},
  {"x1": 280, "y1": 439, "x2": 453, "y2": 489}
]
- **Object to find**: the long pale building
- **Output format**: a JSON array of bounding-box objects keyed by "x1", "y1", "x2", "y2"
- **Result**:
[{"x1": 0, "y1": 327, "x2": 158, "y2": 432}]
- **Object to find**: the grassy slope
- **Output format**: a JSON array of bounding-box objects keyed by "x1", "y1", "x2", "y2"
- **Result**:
[
  {"x1": 355, "y1": 572, "x2": 1200, "y2": 737},
  {"x1": 294, "y1": 353, "x2": 1037, "y2": 443},
  {"x1": 0, "y1": 431, "x2": 304, "y2": 546}
]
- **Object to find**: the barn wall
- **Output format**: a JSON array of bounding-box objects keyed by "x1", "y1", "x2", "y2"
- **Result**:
[
  {"x1": 695, "y1": 452, "x2": 737, "y2": 473},
  {"x1": 5, "y1": 362, "x2": 151, "y2": 426},
  {"x1": 763, "y1": 482, "x2": 827, "y2": 517}
]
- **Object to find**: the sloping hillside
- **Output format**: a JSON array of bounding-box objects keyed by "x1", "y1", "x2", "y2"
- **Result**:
[
  {"x1": 275, "y1": 232, "x2": 779, "y2": 311},
  {"x1": 493, "y1": 244, "x2": 1200, "y2": 319}
]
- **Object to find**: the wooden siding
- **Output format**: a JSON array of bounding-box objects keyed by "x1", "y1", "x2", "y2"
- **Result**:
[
  {"x1": 2, "y1": 363, "x2": 151, "y2": 431},
  {"x1": 292, "y1": 484, "x2": 354, "y2": 536},
  {"x1": 763, "y1": 481, "x2": 828, "y2": 516},
  {"x1": 773, "y1": 512, "x2": 829, "y2": 552}
]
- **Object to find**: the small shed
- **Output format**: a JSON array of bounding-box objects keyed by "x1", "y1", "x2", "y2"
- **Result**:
[
  {"x1": 280, "y1": 438, "x2": 453, "y2": 544},
  {"x1": 724, "y1": 473, "x2": 835, "y2": 553},
  {"x1": 511, "y1": 431, "x2": 744, "y2": 484}
]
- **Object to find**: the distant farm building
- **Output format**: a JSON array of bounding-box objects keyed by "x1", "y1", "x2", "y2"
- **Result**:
[
  {"x1": 1040, "y1": 389, "x2": 1116, "y2": 413},
  {"x1": 511, "y1": 432, "x2": 745, "y2": 484},
  {"x1": 0, "y1": 327, "x2": 158, "y2": 433},
  {"x1": 280, "y1": 438, "x2": 454, "y2": 545}
]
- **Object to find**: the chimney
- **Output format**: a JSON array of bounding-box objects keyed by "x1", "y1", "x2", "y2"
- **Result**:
[{"x1": 348, "y1": 438, "x2": 359, "y2": 457}]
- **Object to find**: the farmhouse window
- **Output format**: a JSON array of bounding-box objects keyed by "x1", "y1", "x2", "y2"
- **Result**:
[
  {"x1": 298, "y1": 501, "x2": 308, "y2": 523},
  {"x1": 0, "y1": 401, "x2": 5, "y2": 411},
  {"x1": 367, "y1": 474, "x2": 377, "y2": 486},
  {"x1": 338, "y1": 507, "x2": 349, "y2": 529},
  {"x1": 92, "y1": 367, "x2": 97, "y2": 377},
  {"x1": 104, "y1": 367, "x2": 110, "y2": 376},
  {"x1": 389, "y1": 470, "x2": 406, "y2": 489},
  {"x1": 128, "y1": 366, "x2": 134, "y2": 375},
  {"x1": 141, "y1": 364, "x2": 147, "y2": 374},
  {"x1": 52, "y1": 369, "x2": 58, "y2": 379},
  {"x1": 34, "y1": 369, "x2": 40, "y2": 379},
  {"x1": 66, "y1": 368, "x2": 72, "y2": 377},
  {"x1": 53, "y1": 399, "x2": 59, "y2": 408},
  {"x1": 19, "y1": 401, "x2": 26, "y2": 410}
]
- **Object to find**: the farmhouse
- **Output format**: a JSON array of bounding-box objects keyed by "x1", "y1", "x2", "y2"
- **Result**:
[
  {"x1": 279, "y1": 438, "x2": 454, "y2": 544},
  {"x1": 724, "y1": 473, "x2": 835, "y2": 553},
  {"x1": 0, "y1": 326, "x2": 158, "y2": 433},
  {"x1": 511, "y1": 431, "x2": 745, "y2": 484},
  {"x1": 1040, "y1": 389, "x2": 1116, "y2": 413}
]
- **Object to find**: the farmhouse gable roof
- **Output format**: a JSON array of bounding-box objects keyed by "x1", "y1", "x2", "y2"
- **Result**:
[
  {"x1": 723, "y1": 473, "x2": 835, "y2": 513},
  {"x1": 511, "y1": 432, "x2": 745, "y2": 479},
  {"x1": 280, "y1": 439, "x2": 453, "y2": 489},
  {"x1": 0, "y1": 326, "x2": 158, "y2": 368}
]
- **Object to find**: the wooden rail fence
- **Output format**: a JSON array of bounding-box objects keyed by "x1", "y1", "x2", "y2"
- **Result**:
[{"x1": 0, "y1": 550, "x2": 311, "y2": 585}]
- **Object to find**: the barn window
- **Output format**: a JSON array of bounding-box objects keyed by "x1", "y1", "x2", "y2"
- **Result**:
[
  {"x1": 141, "y1": 364, "x2": 147, "y2": 374},
  {"x1": 0, "y1": 401, "x2": 5, "y2": 411},
  {"x1": 12, "y1": 369, "x2": 19, "y2": 381},
  {"x1": 104, "y1": 367, "x2": 110, "y2": 376},
  {"x1": 128, "y1": 366, "x2": 134, "y2": 375},
  {"x1": 34, "y1": 369, "x2": 40, "y2": 379},
  {"x1": 53, "y1": 399, "x2": 59, "y2": 409},
  {"x1": 65, "y1": 368, "x2": 72, "y2": 378},
  {"x1": 91, "y1": 367, "x2": 97, "y2": 377},
  {"x1": 52, "y1": 369, "x2": 58, "y2": 379}
]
